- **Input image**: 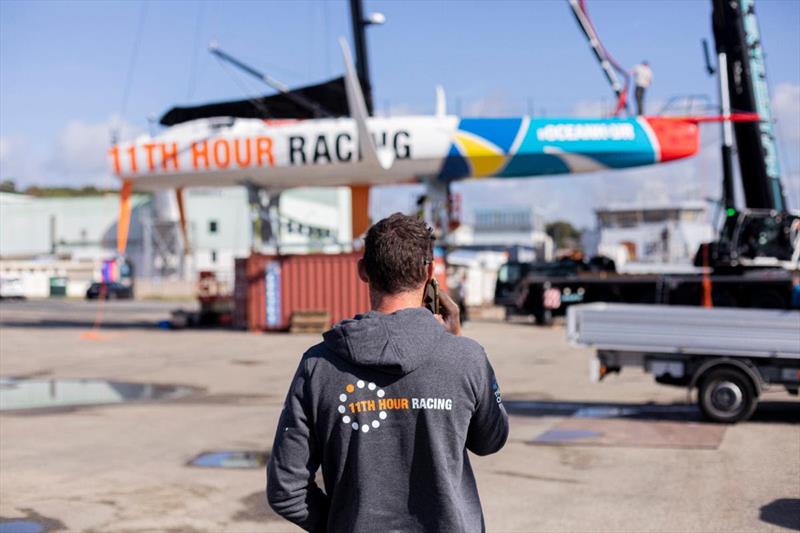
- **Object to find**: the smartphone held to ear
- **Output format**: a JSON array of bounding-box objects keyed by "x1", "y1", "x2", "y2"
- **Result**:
[
  {"x1": 423, "y1": 278, "x2": 462, "y2": 335},
  {"x1": 423, "y1": 278, "x2": 440, "y2": 315}
]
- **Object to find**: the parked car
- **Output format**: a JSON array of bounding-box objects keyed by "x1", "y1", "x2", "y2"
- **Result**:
[
  {"x1": 85, "y1": 282, "x2": 133, "y2": 300},
  {"x1": 0, "y1": 277, "x2": 25, "y2": 299}
]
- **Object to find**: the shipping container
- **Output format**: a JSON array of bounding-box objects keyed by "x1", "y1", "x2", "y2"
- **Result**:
[
  {"x1": 236, "y1": 250, "x2": 449, "y2": 332},
  {"x1": 241, "y1": 252, "x2": 369, "y2": 331},
  {"x1": 232, "y1": 258, "x2": 249, "y2": 329}
]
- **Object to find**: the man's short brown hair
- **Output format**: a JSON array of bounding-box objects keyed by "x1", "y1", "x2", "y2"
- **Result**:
[{"x1": 363, "y1": 213, "x2": 434, "y2": 294}]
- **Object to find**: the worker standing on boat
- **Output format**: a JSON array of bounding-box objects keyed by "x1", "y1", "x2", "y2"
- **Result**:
[
  {"x1": 632, "y1": 60, "x2": 653, "y2": 115},
  {"x1": 267, "y1": 213, "x2": 508, "y2": 532}
]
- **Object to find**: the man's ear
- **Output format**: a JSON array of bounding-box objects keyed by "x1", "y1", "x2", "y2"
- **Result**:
[{"x1": 357, "y1": 258, "x2": 369, "y2": 283}]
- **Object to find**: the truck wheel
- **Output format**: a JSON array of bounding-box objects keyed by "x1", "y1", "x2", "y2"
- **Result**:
[{"x1": 698, "y1": 368, "x2": 757, "y2": 423}]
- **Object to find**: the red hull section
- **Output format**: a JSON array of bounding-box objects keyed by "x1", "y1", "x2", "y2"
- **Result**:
[{"x1": 644, "y1": 117, "x2": 700, "y2": 163}]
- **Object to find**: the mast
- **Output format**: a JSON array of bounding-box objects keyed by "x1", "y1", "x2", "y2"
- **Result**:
[{"x1": 349, "y1": 0, "x2": 375, "y2": 115}]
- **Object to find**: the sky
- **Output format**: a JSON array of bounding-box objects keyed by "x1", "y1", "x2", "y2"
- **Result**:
[{"x1": 1, "y1": 0, "x2": 798, "y2": 227}]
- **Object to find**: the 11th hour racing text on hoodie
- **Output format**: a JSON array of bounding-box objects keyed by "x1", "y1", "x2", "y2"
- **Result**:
[{"x1": 267, "y1": 307, "x2": 509, "y2": 532}]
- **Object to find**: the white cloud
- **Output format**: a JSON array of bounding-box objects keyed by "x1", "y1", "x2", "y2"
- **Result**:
[
  {"x1": 771, "y1": 82, "x2": 800, "y2": 209},
  {"x1": 463, "y1": 91, "x2": 516, "y2": 117},
  {"x1": 570, "y1": 99, "x2": 611, "y2": 118},
  {"x1": 784, "y1": 173, "x2": 800, "y2": 211},
  {"x1": 570, "y1": 96, "x2": 667, "y2": 118},
  {"x1": 0, "y1": 115, "x2": 141, "y2": 188},
  {"x1": 0, "y1": 137, "x2": 9, "y2": 161},
  {"x1": 0, "y1": 136, "x2": 44, "y2": 186},
  {"x1": 46, "y1": 114, "x2": 141, "y2": 186},
  {"x1": 376, "y1": 104, "x2": 419, "y2": 117},
  {"x1": 773, "y1": 82, "x2": 800, "y2": 143}
]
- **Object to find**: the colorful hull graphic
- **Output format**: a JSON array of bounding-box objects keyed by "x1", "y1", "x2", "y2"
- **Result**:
[
  {"x1": 439, "y1": 116, "x2": 698, "y2": 180},
  {"x1": 109, "y1": 115, "x2": 698, "y2": 189}
]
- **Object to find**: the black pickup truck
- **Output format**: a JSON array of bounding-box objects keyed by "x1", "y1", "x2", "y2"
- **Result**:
[{"x1": 495, "y1": 257, "x2": 799, "y2": 326}]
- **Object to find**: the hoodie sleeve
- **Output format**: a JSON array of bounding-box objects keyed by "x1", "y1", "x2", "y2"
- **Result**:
[
  {"x1": 267, "y1": 356, "x2": 329, "y2": 532},
  {"x1": 466, "y1": 352, "x2": 509, "y2": 456}
]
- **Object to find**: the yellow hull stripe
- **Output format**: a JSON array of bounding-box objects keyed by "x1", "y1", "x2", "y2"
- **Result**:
[{"x1": 453, "y1": 132, "x2": 507, "y2": 178}]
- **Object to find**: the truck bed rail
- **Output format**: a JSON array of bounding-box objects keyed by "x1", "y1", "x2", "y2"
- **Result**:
[{"x1": 567, "y1": 303, "x2": 800, "y2": 359}]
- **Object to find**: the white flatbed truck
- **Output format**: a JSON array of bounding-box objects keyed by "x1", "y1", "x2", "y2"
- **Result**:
[{"x1": 567, "y1": 303, "x2": 800, "y2": 422}]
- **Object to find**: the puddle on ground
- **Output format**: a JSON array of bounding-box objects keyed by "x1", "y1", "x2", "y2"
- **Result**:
[
  {"x1": 0, "y1": 509, "x2": 65, "y2": 533},
  {"x1": 188, "y1": 450, "x2": 269, "y2": 469},
  {"x1": 505, "y1": 400, "x2": 699, "y2": 420},
  {"x1": 0, "y1": 378, "x2": 196, "y2": 412},
  {"x1": 573, "y1": 406, "x2": 639, "y2": 418},
  {"x1": 530, "y1": 417, "x2": 727, "y2": 449},
  {"x1": 0, "y1": 521, "x2": 45, "y2": 533},
  {"x1": 533, "y1": 429, "x2": 602, "y2": 444}
]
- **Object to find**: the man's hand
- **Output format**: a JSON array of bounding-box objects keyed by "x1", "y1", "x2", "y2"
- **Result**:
[{"x1": 434, "y1": 291, "x2": 461, "y2": 336}]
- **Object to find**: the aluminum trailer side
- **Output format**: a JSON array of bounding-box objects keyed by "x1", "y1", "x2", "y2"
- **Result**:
[{"x1": 567, "y1": 303, "x2": 800, "y2": 422}]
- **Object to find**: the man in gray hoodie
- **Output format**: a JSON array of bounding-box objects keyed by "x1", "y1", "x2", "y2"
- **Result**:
[{"x1": 267, "y1": 213, "x2": 509, "y2": 532}]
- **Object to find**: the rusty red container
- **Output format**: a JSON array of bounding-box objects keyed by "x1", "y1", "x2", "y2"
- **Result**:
[
  {"x1": 239, "y1": 252, "x2": 369, "y2": 331},
  {"x1": 237, "y1": 249, "x2": 449, "y2": 332},
  {"x1": 232, "y1": 258, "x2": 249, "y2": 329},
  {"x1": 278, "y1": 253, "x2": 371, "y2": 330}
]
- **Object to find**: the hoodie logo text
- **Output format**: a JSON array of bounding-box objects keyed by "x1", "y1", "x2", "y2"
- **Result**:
[{"x1": 337, "y1": 380, "x2": 453, "y2": 434}]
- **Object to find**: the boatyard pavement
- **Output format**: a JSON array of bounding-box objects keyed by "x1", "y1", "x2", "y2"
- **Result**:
[{"x1": 1, "y1": 300, "x2": 798, "y2": 532}]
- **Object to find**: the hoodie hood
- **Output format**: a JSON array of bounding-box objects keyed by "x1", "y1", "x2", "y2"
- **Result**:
[{"x1": 322, "y1": 307, "x2": 445, "y2": 376}]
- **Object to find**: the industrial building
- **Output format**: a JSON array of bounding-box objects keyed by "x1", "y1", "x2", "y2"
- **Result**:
[
  {"x1": 581, "y1": 201, "x2": 714, "y2": 267},
  {"x1": 450, "y1": 206, "x2": 554, "y2": 262},
  {"x1": 446, "y1": 207, "x2": 554, "y2": 307},
  {"x1": 0, "y1": 187, "x2": 352, "y2": 297}
]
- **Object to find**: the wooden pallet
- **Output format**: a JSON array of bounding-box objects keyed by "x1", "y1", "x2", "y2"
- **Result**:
[{"x1": 289, "y1": 310, "x2": 331, "y2": 334}]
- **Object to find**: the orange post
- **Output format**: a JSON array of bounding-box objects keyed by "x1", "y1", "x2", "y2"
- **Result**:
[
  {"x1": 175, "y1": 187, "x2": 190, "y2": 254},
  {"x1": 116, "y1": 179, "x2": 133, "y2": 255},
  {"x1": 701, "y1": 244, "x2": 713, "y2": 308},
  {"x1": 350, "y1": 185, "x2": 371, "y2": 239}
]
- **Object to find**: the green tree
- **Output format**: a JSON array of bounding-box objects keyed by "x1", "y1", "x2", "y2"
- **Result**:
[
  {"x1": 546, "y1": 220, "x2": 582, "y2": 249},
  {"x1": 22, "y1": 185, "x2": 116, "y2": 197}
]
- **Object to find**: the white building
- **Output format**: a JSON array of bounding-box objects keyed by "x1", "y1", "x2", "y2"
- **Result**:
[
  {"x1": 177, "y1": 187, "x2": 352, "y2": 278},
  {"x1": 446, "y1": 249, "x2": 509, "y2": 307},
  {"x1": 443, "y1": 206, "x2": 555, "y2": 307},
  {"x1": 0, "y1": 187, "x2": 352, "y2": 295},
  {"x1": 582, "y1": 201, "x2": 715, "y2": 266},
  {"x1": 0, "y1": 191, "x2": 149, "y2": 260},
  {"x1": 450, "y1": 206, "x2": 554, "y2": 261}
]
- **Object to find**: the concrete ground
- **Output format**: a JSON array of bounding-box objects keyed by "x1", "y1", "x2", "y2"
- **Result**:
[{"x1": 1, "y1": 299, "x2": 798, "y2": 532}]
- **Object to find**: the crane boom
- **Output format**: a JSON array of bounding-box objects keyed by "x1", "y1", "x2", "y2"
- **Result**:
[
  {"x1": 568, "y1": 0, "x2": 630, "y2": 116},
  {"x1": 712, "y1": 0, "x2": 786, "y2": 211}
]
